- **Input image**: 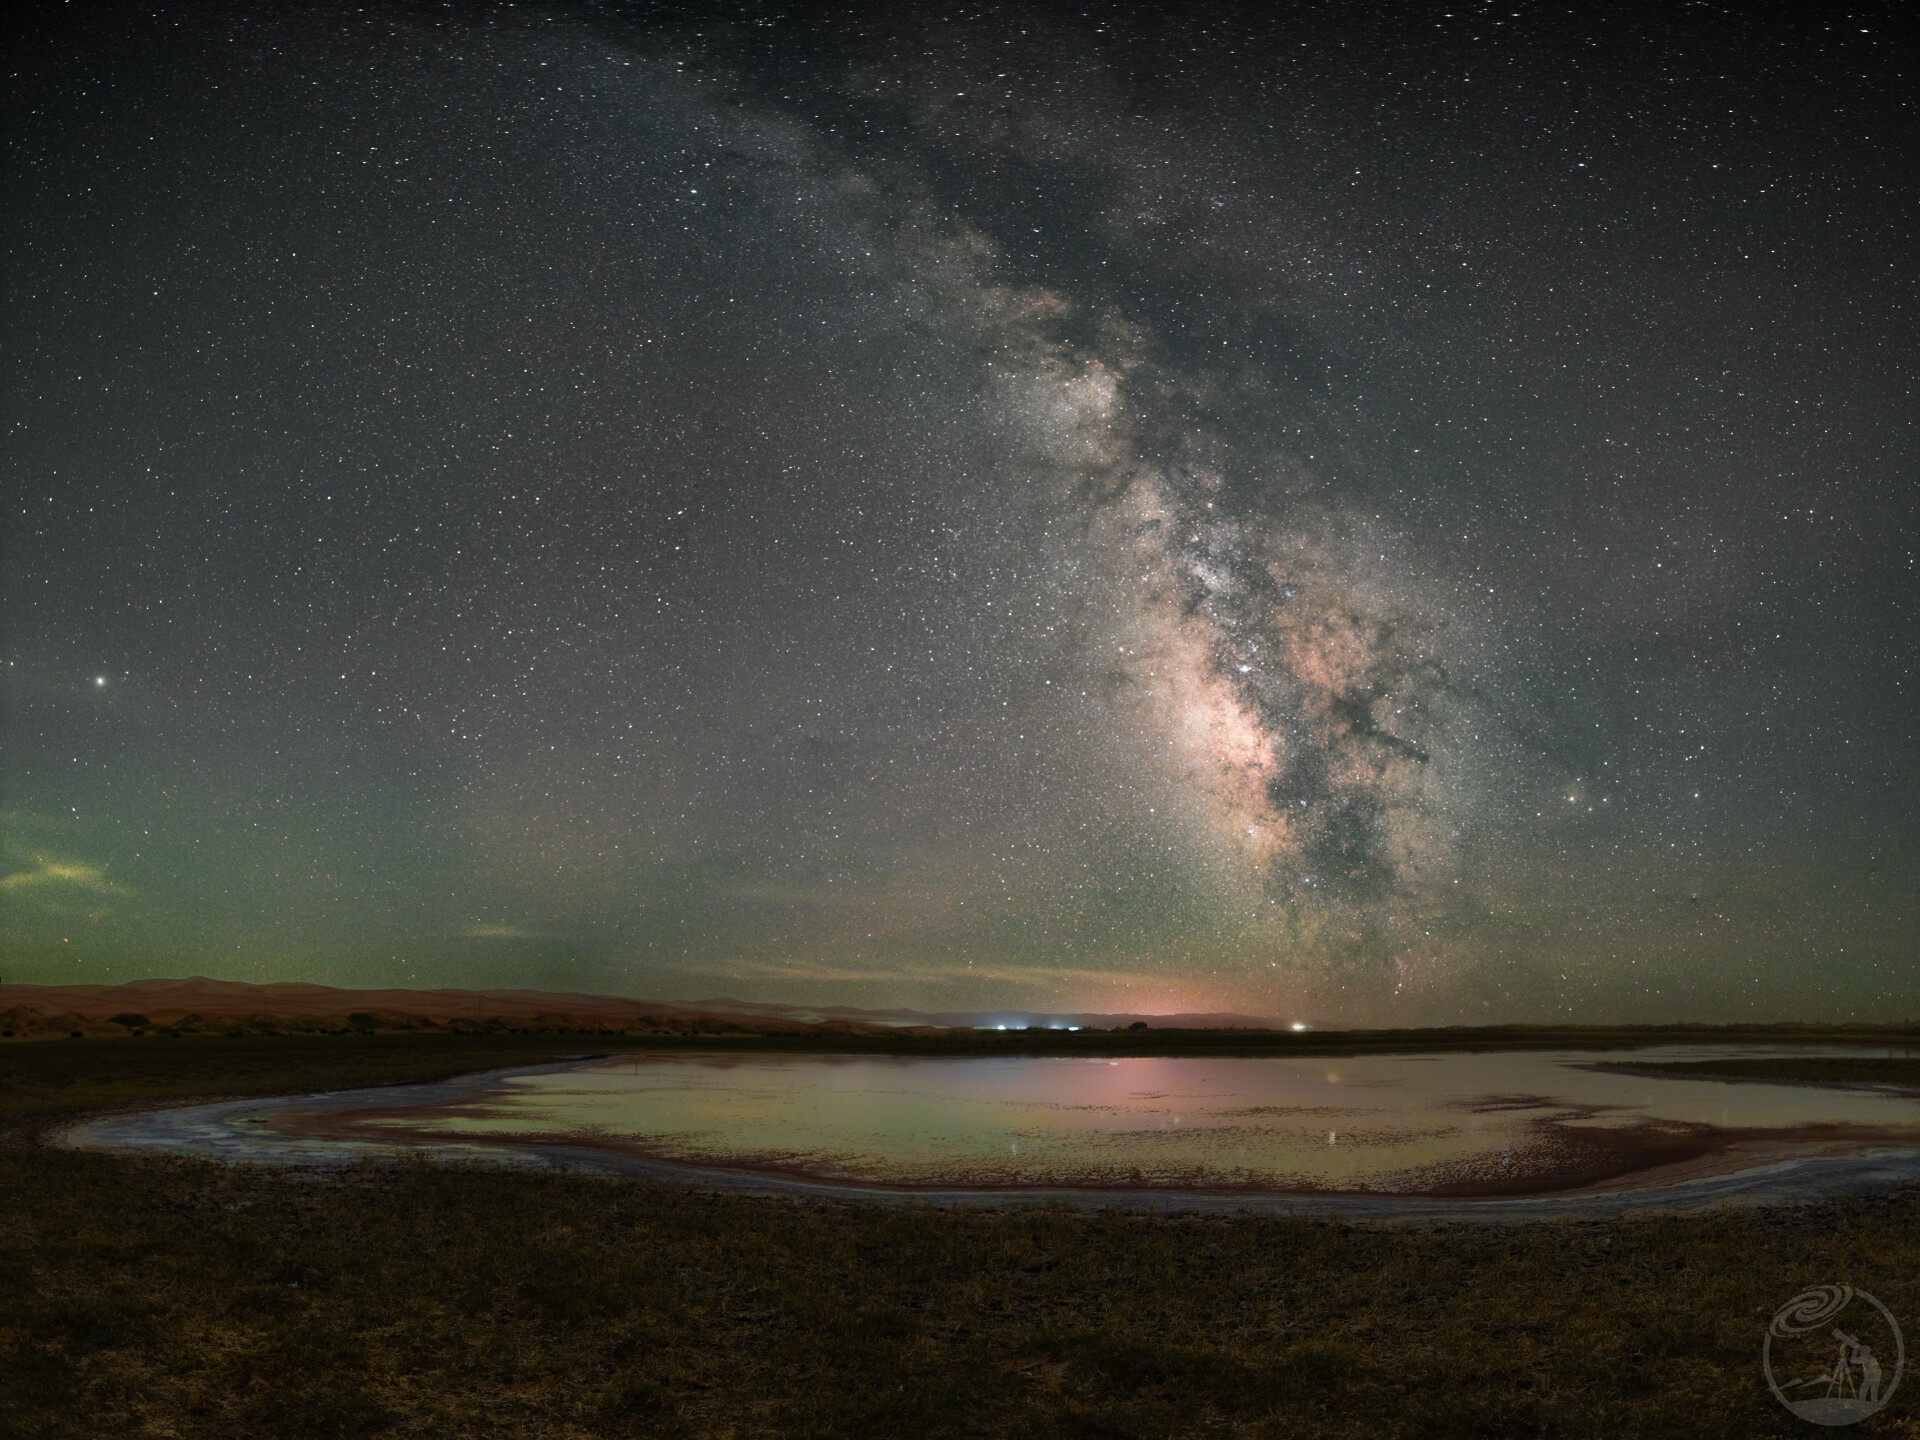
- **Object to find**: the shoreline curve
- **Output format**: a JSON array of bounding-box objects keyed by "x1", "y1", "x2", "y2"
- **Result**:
[{"x1": 58, "y1": 1059, "x2": 1920, "y2": 1224}]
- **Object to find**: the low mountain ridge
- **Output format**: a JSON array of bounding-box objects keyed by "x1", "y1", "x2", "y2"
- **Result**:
[{"x1": 0, "y1": 978, "x2": 1283, "y2": 1039}]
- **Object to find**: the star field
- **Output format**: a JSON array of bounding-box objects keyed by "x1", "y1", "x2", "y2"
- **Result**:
[{"x1": 4, "y1": 1, "x2": 1915, "y2": 1022}]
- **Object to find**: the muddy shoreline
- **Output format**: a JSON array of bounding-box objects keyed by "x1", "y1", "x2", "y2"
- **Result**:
[{"x1": 1579, "y1": 1061, "x2": 1920, "y2": 1096}]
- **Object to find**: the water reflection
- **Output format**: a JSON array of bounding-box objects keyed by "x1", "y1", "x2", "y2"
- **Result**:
[{"x1": 341, "y1": 1046, "x2": 1920, "y2": 1195}]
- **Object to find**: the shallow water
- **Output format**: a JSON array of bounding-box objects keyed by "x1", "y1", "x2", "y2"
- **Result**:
[{"x1": 326, "y1": 1046, "x2": 1920, "y2": 1195}]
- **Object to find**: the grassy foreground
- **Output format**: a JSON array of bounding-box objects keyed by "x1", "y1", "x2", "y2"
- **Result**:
[{"x1": 4, "y1": 1037, "x2": 1919, "y2": 1439}]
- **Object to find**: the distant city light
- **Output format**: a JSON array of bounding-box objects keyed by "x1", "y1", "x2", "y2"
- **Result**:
[{"x1": 1291, "y1": 1022, "x2": 1308, "y2": 1032}]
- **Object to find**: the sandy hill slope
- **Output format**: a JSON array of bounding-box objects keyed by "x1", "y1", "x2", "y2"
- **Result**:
[{"x1": 0, "y1": 979, "x2": 844, "y2": 1038}]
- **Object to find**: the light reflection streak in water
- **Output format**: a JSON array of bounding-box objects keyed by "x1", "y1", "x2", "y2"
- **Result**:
[{"x1": 347, "y1": 1047, "x2": 1920, "y2": 1193}]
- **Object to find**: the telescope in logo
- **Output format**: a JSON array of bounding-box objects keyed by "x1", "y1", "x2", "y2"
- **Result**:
[{"x1": 1763, "y1": 1285, "x2": 1904, "y2": 1426}]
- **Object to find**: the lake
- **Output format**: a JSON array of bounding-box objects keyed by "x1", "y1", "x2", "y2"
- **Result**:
[{"x1": 296, "y1": 1046, "x2": 1920, "y2": 1196}]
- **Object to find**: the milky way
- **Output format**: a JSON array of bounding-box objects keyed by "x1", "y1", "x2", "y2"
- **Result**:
[{"x1": 4, "y1": 3, "x2": 1915, "y2": 1021}]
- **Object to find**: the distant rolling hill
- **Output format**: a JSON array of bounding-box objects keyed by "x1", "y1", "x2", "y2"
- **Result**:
[{"x1": 0, "y1": 978, "x2": 1284, "y2": 1040}]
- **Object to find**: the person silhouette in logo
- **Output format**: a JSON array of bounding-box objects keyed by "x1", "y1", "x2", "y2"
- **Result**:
[{"x1": 1833, "y1": 1329, "x2": 1882, "y2": 1404}]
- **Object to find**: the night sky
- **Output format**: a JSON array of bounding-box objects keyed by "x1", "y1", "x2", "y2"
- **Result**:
[{"x1": 5, "y1": 2, "x2": 1915, "y2": 1022}]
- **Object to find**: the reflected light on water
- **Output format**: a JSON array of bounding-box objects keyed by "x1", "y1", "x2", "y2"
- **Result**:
[{"x1": 341, "y1": 1046, "x2": 1920, "y2": 1195}]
